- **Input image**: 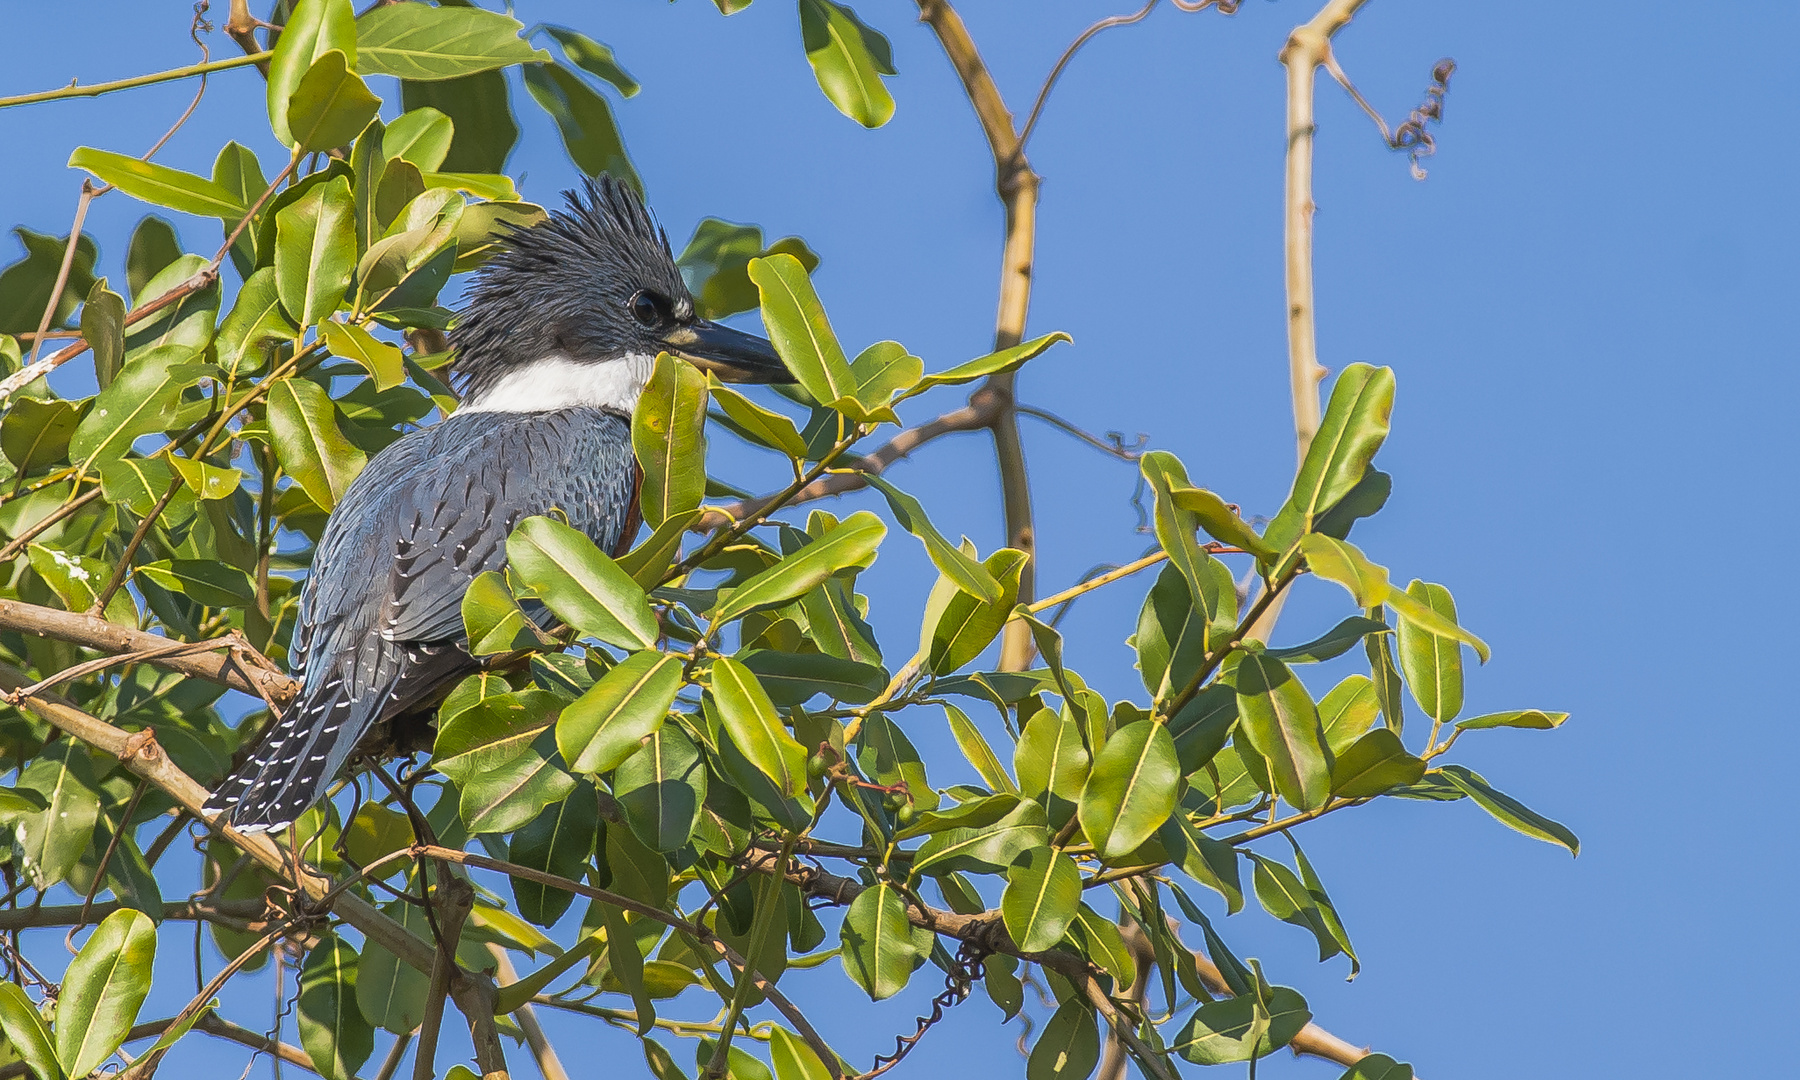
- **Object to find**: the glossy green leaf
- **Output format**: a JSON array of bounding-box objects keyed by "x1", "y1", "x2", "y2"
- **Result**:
[
  {"x1": 634, "y1": 353, "x2": 709, "y2": 526},
  {"x1": 275, "y1": 174, "x2": 355, "y2": 325},
  {"x1": 739, "y1": 649, "x2": 884, "y2": 705},
  {"x1": 16, "y1": 733, "x2": 103, "y2": 889},
  {"x1": 1167, "y1": 682, "x2": 1237, "y2": 774},
  {"x1": 616, "y1": 725, "x2": 707, "y2": 852},
  {"x1": 68, "y1": 148, "x2": 244, "y2": 219},
  {"x1": 1170, "y1": 484, "x2": 1280, "y2": 562},
  {"x1": 67, "y1": 345, "x2": 211, "y2": 471},
  {"x1": 507, "y1": 515, "x2": 658, "y2": 649},
  {"x1": 2, "y1": 396, "x2": 84, "y2": 472},
  {"x1": 356, "y1": 900, "x2": 431, "y2": 1034},
  {"x1": 319, "y1": 321, "x2": 405, "y2": 390},
  {"x1": 137, "y1": 560, "x2": 255, "y2": 607},
  {"x1": 0, "y1": 227, "x2": 96, "y2": 335},
  {"x1": 1158, "y1": 811, "x2": 1242, "y2": 913},
  {"x1": 168, "y1": 455, "x2": 243, "y2": 501},
  {"x1": 912, "y1": 798, "x2": 1047, "y2": 876},
  {"x1": 680, "y1": 219, "x2": 820, "y2": 320},
  {"x1": 905, "y1": 332, "x2": 1071, "y2": 397},
  {"x1": 1456, "y1": 709, "x2": 1570, "y2": 731},
  {"x1": 1288, "y1": 839, "x2": 1359, "y2": 975},
  {"x1": 862, "y1": 474, "x2": 998, "y2": 601},
  {"x1": 433, "y1": 688, "x2": 560, "y2": 783},
  {"x1": 1248, "y1": 852, "x2": 1341, "y2": 963},
  {"x1": 1141, "y1": 452, "x2": 1229, "y2": 622},
  {"x1": 1077, "y1": 718, "x2": 1179, "y2": 861},
  {"x1": 381, "y1": 107, "x2": 453, "y2": 171},
  {"x1": 268, "y1": 377, "x2": 367, "y2": 510},
  {"x1": 928, "y1": 547, "x2": 1027, "y2": 674},
  {"x1": 856, "y1": 711, "x2": 938, "y2": 812},
  {"x1": 1171, "y1": 987, "x2": 1311, "y2": 1065},
  {"x1": 1064, "y1": 903, "x2": 1134, "y2": 989},
  {"x1": 544, "y1": 26, "x2": 639, "y2": 96},
  {"x1": 747, "y1": 253, "x2": 856, "y2": 407},
  {"x1": 709, "y1": 374, "x2": 808, "y2": 458},
  {"x1": 1299, "y1": 533, "x2": 1391, "y2": 607},
  {"x1": 1339, "y1": 1053, "x2": 1416, "y2": 1080},
  {"x1": 56, "y1": 909, "x2": 156, "y2": 1077},
  {"x1": 840, "y1": 340, "x2": 920, "y2": 422},
  {"x1": 839, "y1": 882, "x2": 923, "y2": 1000},
  {"x1": 355, "y1": 4, "x2": 546, "y2": 80},
  {"x1": 600, "y1": 900, "x2": 655, "y2": 1034},
  {"x1": 1134, "y1": 563, "x2": 1229, "y2": 702},
  {"x1": 618, "y1": 509, "x2": 701, "y2": 589},
  {"x1": 461, "y1": 570, "x2": 545, "y2": 655},
  {"x1": 81, "y1": 278, "x2": 125, "y2": 389},
  {"x1": 1439, "y1": 765, "x2": 1579, "y2": 855},
  {"x1": 798, "y1": 0, "x2": 896, "y2": 128},
  {"x1": 268, "y1": 0, "x2": 357, "y2": 146},
  {"x1": 297, "y1": 934, "x2": 373, "y2": 1080},
  {"x1": 0, "y1": 982, "x2": 61, "y2": 1080},
  {"x1": 559, "y1": 650, "x2": 684, "y2": 774},
  {"x1": 1318, "y1": 674, "x2": 1380, "y2": 755},
  {"x1": 1002, "y1": 847, "x2": 1081, "y2": 953},
  {"x1": 1026, "y1": 998, "x2": 1099, "y2": 1080},
  {"x1": 522, "y1": 62, "x2": 639, "y2": 188},
  {"x1": 1230, "y1": 651, "x2": 1332, "y2": 811},
  {"x1": 508, "y1": 780, "x2": 598, "y2": 926},
  {"x1": 1268, "y1": 616, "x2": 1389, "y2": 664},
  {"x1": 1330, "y1": 728, "x2": 1424, "y2": 799},
  {"x1": 712, "y1": 511, "x2": 885, "y2": 625},
  {"x1": 769, "y1": 1026, "x2": 831, "y2": 1080},
  {"x1": 892, "y1": 793, "x2": 1019, "y2": 842},
  {"x1": 401, "y1": 69, "x2": 517, "y2": 173},
  {"x1": 214, "y1": 267, "x2": 297, "y2": 376},
  {"x1": 1266, "y1": 363, "x2": 1395, "y2": 549},
  {"x1": 342, "y1": 802, "x2": 411, "y2": 874},
  {"x1": 1394, "y1": 579, "x2": 1463, "y2": 722},
  {"x1": 710, "y1": 656, "x2": 808, "y2": 797},
  {"x1": 125, "y1": 216, "x2": 181, "y2": 304},
  {"x1": 1364, "y1": 609, "x2": 1406, "y2": 734},
  {"x1": 1014, "y1": 705, "x2": 1089, "y2": 829},
  {"x1": 944, "y1": 703, "x2": 1019, "y2": 795},
  {"x1": 799, "y1": 577, "x2": 882, "y2": 665},
  {"x1": 287, "y1": 50, "x2": 382, "y2": 153},
  {"x1": 459, "y1": 728, "x2": 575, "y2": 834}
]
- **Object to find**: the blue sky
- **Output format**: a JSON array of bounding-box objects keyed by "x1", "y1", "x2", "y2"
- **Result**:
[{"x1": 1, "y1": 1, "x2": 1795, "y2": 1078}]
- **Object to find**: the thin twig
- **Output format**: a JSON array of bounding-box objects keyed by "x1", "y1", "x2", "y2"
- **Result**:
[
  {"x1": 1019, "y1": 0, "x2": 1162, "y2": 149},
  {"x1": 0, "y1": 52, "x2": 268, "y2": 110}
]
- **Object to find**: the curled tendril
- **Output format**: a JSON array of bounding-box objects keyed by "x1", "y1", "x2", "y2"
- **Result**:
[
  {"x1": 861, "y1": 940, "x2": 989, "y2": 1079},
  {"x1": 1391, "y1": 59, "x2": 1456, "y2": 179}
]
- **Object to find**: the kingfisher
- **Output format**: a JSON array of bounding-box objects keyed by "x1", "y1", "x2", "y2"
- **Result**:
[{"x1": 205, "y1": 177, "x2": 791, "y2": 833}]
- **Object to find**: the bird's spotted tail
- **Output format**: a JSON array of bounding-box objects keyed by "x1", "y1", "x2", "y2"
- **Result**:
[{"x1": 204, "y1": 673, "x2": 361, "y2": 834}]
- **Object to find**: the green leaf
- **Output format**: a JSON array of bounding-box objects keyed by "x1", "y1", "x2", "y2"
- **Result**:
[
  {"x1": 841, "y1": 340, "x2": 921, "y2": 422},
  {"x1": 382, "y1": 107, "x2": 453, "y2": 171},
  {"x1": 616, "y1": 725, "x2": 707, "y2": 853},
  {"x1": 67, "y1": 345, "x2": 211, "y2": 471},
  {"x1": 56, "y1": 909, "x2": 156, "y2": 1077},
  {"x1": 275, "y1": 174, "x2": 355, "y2": 325},
  {"x1": 618, "y1": 509, "x2": 701, "y2": 590},
  {"x1": 1134, "y1": 563, "x2": 1230, "y2": 703},
  {"x1": 1266, "y1": 363, "x2": 1395, "y2": 550},
  {"x1": 544, "y1": 26, "x2": 640, "y2": 96},
  {"x1": 215, "y1": 267, "x2": 297, "y2": 376},
  {"x1": 709, "y1": 374, "x2": 808, "y2": 458},
  {"x1": 459, "y1": 729, "x2": 575, "y2": 834},
  {"x1": 710, "y1": 656, "x2": 808, "y2": 797},
  {"x1": 319, "y1": 321, "x2": 405, "y2": 390},
  {"x1": 904, "y1": 332, "x2": 1071, "y2": 398},
  {"x1": 168, "y1": 455, "x2": 243, "y2": 501},
  {"x1": 1318, "y1": 674, "x2": 1381, "y2": 755},
  {"x1": 747, "y1": 253, "x2": 856, "y2": 407},
  {"x1": 77, "y1": 279, "x2": 123, "y2": 390},
  {"x1": 634, "y1": 353, "x2": 709, "y2": 527},
  {"x1": 1394, "y1": 579, "x2": 1463, "y2": 722},
  {"x1": 0, "y1": 983, "x2": 62, "y2": 1080},
  {"x1": 507, "y1": 515, "x2": 658, "y2": 649},
  {"x1": 1141, "y1": 452, "x2": 1227, "y2": 619},
  {"x1": 461, "y1": 570, "x2": 546, "y2": 655},
  {"x1": 1170, "y1": 484, "x2": 1280, "y2": 563},
  {"x1": 0, "y1": 228, "x2": 96, "y2": 335},
  {"x1": 123, "y1": 254, "x2": 218, "y2": 357},
  {"x1": 769, "y1": 1026, "x2": 831, "y2": 1080},
  {"x1": 558, "y1": 651, "x2": 684, "y2": 774},
  {"x1": 125, "y1": 216, "x2": 182, "y2": 305},
  {"x1": 2, "y1": 396, "x2": 85, "y2": 472},
  {"x1": 944, "y1": 703, "x2": 1019, "y2": 795},
  {"x1": 800, "y1": 577, "x2": 883, "y2": 665},
  {"x1": 1298, "y1": 533, "x2": 1391, "y2": 607},
  {"x1": 522, "y1": 62, "x2": 639, "y2": 189},
  {"x1": 1026, "y1": 998, "x2": 1099, "y2": 1080},
  {"x1": 601, "y1": 900, "x2": 655, "y2": 1034},
  {"x1": 1002, "y1": 847, "x2": 1081, "y2": 953},
  {"x1": 1456, "y1": 709, "x2": 1569, "y2": 731},
  {"x1": 297, "y1": 934, "x2": 374, "y2": 1080},
  {"x1": 711, "y1": 511, "x2": 885, "y2": 624},
  {"x1": 1268, "y1": 616, "x2": 1388, "y2": 664},
  {"x1": 357, "y1": 900, "x2": 432, "y2": 1034},
  {"x1": 1167, "y1": 682, "x2": 1237, "y2": 774},
  {"x1": 738, "y1": 649, "x2": 885, "y2": 706},
  {"x1": 67, "y1": 148, "x2": 245, "y2": 219},
  {"x1": 137, "y1": 559, "x2": 255, "y2": 607},
  {"x1": 1013, "y1": 705, "x2": 1089, "y2": 830},
  {"x1": 140, "y1": 999, "x2": 215, "y2": 1056},
  {"x1": 1248, "y1": 852, "x2": 1341, "y2": 963},
  {"x1": 892, "y1": 793, "x2": 1018, "y2": 841},
  {"x1": 912, "y1": 798, "x2": 1047, "y2": 877},
  {"x1": 343, "y1": 802, "x2": 411, "y2": 874},
  {"x1": 1077, "y1": 718, "x2": 1179, "y2": 861},
  {"x1": 355, "y1": 4, "x2": 546, "y2": 79},
  {"x1": 798, "y1": 0, "x2": 896, "y2": 128},
  {"x1": 1287, "y1": 839, "x2": 1359, "y2": 976},
  {"x1": 1338, "y1": 1053, "x2": 1415, "y2": 1080},
  {"x1": 287, "y1": 50, "x2": 382, "y2": 153},
  {"x1": 508, "y1": 781, "x2": 598, "y2": 926},
  {"x1": 862, "y1": 474, "x2": 998, "y2": 601},
  {"x1": 432, "y1": 688, "x2": 558, "y2": 783},
  {"x1": 680, "y1": 219, "x2": 819, "y2": 321},
  {"x1": 268, "y1": 377, "x2": 367, "y2": 510},
  {"x1": 1364, "y1": 610, "x2": 1406, "y2": 734},
  {"x1": 268, "y1": 0, "x2": 357, "y2": 147},
  {"x1": 16, "y1": 723, "x2": 102, "y2": 889},
  {"x1": 839, "y1": 882, "x2": 923, "y2": 1000},
  {"x1": 401, "y1": 70, "x2": 517, "y2": 173},
  {"x1": 1171, "y1": 987, "x2": 1311, "y2": 1065},
  {"x1": 856, "y1": 712, "x2": 938, "y2": 812},
  {"x1": 1157, "y1": 812, "x2": 1242, "y2": 913},
  {"x1": 1439, "y1": 765, "x2": 1579, "y2": 855},
  {"x1": 1230, "y1": 651, "x2": 1332, "y2": 811},
  {"x1": 928, "y1": 548, "x2": 1027, "y2": 674},
  {"x1": 1329, "y1": 728, "x2": 1424, "y2": 799}
]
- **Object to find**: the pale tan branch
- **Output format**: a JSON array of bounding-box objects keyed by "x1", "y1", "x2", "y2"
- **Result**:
[{"x1": 487, "y1": 945, "x2": 570, "y2": 1080}]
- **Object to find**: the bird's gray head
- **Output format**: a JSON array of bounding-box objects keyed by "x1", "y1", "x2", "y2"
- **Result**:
[{"x1": 450, "y1": 177, "x2": 791, "y2": 413}]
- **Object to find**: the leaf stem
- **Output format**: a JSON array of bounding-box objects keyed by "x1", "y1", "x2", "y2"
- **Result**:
[{"x1": 0, "y1": 52, "x2": 270, "y2": 111}]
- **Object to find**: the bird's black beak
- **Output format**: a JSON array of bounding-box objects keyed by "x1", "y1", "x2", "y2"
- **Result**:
[{"x1": 661, "y1": 319, "x2": 794, "y2": 384}]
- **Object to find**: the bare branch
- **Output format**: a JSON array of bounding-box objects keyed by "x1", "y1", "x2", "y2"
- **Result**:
[{"x1": 486, "y1": 945, "x2": 570, "y2": 1080}]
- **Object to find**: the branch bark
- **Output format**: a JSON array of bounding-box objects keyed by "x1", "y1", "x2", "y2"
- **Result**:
[
  {"x1": 486, "y1": 945, "x2": 570, "y2": 1080},
  {"x1": 915, "y1": 0, "x2": 1041, "y2": 671}
]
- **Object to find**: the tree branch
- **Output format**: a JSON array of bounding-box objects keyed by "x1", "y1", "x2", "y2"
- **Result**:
[
  {"x1": 486, "y1": 945, "x2": 570, "y2": 1080},
  {"x1": 0, "y1": 52, "x2": 268, "y2": 111}
]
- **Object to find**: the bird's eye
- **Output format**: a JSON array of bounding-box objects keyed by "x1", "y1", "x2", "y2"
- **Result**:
[{"x1": 630, "y1": 291, "x2": 665, "y2": 328}]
